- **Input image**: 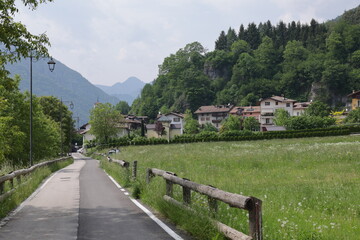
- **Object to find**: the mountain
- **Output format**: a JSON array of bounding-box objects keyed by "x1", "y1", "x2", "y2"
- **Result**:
[
  {"x1": 95, "y1": 76, "x2": 145, "y2": 104},
  {"x1": 6, "y1": 58, "x2": 119, "y2": 126}
]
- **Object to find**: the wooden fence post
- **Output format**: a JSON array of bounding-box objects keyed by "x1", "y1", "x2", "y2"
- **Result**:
[
  {"x1": 165, "y1": 180, "x2": 173, "y2": 197},
  {"x1": 146, "y1": 168, "x2": 153, "y2": 184},
  {"x1": 132, "y1": 161, "x2": 138, "y2": 180},
  {"x1": 182, "y1": 178, "x2": 191, "y2": 205},
  {"x1": 248, "y1": 197, "x2": 262, "y2": 240},
  {"x1": 0, "y1": 182, "x2": 4, "y2": 195}
]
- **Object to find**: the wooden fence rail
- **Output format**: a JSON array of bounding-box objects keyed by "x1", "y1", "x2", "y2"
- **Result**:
[
  {"x1": 147, "y1": 168, "x2": 262, "y2": 240},
  {"x1": 0, "y1": 157, "x2": 72, "y2": 202}
]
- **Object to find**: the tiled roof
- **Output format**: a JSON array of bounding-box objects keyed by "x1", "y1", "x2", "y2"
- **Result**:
[
  {"x1": 158, "y1": 115, "x2": 172, "y2": 122},
  {"x1": 194, "y1": 105, "x2": 234, "y2": 114},
  {"x1": 166, "y1": 112, "x2": 184, "y2": 118},
  {"x1": 230, "y1": 106, "x2": 260, "y2": 114},
  {"x1": 348, "y1": 90, "x2": 360, "y2": 98},
  {"x1": 294, "y1": 102, "x2": 311, "y2": 109},
  {"x1": 262, "y1": 96, "x2": 297, "y2": 103}
]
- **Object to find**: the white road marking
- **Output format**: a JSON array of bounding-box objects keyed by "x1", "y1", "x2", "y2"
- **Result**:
[{"x1": 105, "y1": 172, "x2": 184, "y2": 240}]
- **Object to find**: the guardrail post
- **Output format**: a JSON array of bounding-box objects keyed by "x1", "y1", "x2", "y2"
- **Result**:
[
  {"x1": 146, "y1": 168, "x2": 153, "y2": 184},
  {"x1": 0, "y1": 182, "x2": 4, "y2": 195},
  {"x1": 182, "y1": 178, "x2": 191, "y2": 205},
  {"x1": 165, "y1": 180, "x2": 173, "y2": 197},
  {"x1": 248, "y1": 197, "x2": 262, "y2": 240},
  {"x1": 132, "y1": 161, "x2": 137, "y2": 180}
]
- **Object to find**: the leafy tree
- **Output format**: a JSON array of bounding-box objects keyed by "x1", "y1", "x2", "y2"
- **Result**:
[
  {"x1": 344, "y1": 108, "x2": 360, "y2": 123},
  {"x1": 286, "y1": 116, "x2": 335, "y2": 130},
  {"x1": 0, "y1": 0, "x2": 52, "y2": 65},
  {"x1": 305, "y1": 101, "x2": 331, "y2": 117},
  {"x1": 220, "y1": 115, "x2": 242, "y2": 133},
  {"x1": 183, "y1": 109, "x2": 199, "y2": 134},
  {"x1": 39, "y1": 96, "x2": 75, "y2": 153},
  {"x1": 154, "y1": 121, "x2": 165, "y2": 136},
  {"x1": 274, "y1": 109, "x2": 290, "y2": 126},
  {"x1": 243, "y1": 117, "x2": 260, "y2": 131},
  {"x1": 201, "y1": 123, "x2": 218, "y2": 132},
  {"x1": 115, "y1": 100, "x2": 131, "y2": 115},
  {"x1": 89, "y1": 103, "x2": 124, "y2": 143}
]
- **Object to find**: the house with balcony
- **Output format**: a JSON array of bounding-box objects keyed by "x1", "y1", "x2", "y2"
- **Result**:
[
  {"x1": 194, "y1": 105, "x2": 234, "y2": 129},
  {"x1": 146, "y1": 114, "x2": 183, "y2": 140},
  {"x1": 260, "y1": 96, "x2": 296, "y2": 125}
]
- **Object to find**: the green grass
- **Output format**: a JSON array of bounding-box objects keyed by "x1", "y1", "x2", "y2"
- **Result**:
[
  {"x1": 0, "y1": 158, "x2": 73, "y2": 219},
  {"x1": 96, "y1": 135, "x2": 360, "y2": 240}
]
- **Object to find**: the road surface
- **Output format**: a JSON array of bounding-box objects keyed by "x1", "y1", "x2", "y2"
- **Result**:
[{"x1": 0, "y1": 153, "x2": 185, "y2": 240}]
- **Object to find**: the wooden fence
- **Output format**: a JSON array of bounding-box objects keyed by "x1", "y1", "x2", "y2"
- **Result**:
[
  {"x1": 0, "y1": 157, "x2": 72, "y2": 202},
  {"x1": 147, "y1": 168, "x2": 262, "y2": 240}
]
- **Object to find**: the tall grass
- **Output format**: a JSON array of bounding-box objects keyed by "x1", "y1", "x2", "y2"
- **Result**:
[
  {"x1": 98, "y1": 135, "x2": 360, "y2": 239},
  {"x1": 0, "y1": 158, "x2": 73, "y2": 218}
]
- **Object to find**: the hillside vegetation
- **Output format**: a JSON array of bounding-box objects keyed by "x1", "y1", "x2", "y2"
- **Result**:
[
  {"x1": 96, "y1": 135, "x2": 360, "y2": 239},
  {"x1": 131, "y1": 5, "x2": 360, "y2": 119}
]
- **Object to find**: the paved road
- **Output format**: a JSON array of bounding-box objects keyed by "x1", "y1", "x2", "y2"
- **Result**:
[{"x1": 0, "y1": 154, "x2": 184, "y2": 240}]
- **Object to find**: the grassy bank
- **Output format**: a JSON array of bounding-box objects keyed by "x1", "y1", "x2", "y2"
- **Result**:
[
  {"x1": 0, "y1": 158, "x2": 73, "y2": 219},
  {"x1": 97, "y1": 135, "x2": 360, "y2": 239}
]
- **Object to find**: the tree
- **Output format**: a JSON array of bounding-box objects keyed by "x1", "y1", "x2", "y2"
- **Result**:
[
  {"x1": 215, "y1": 31, "x2": 227, "y2": 50},
  {"x1": 89, "y1": 103, "x2": 124, "y2": 143},
  {"x1": 344, "y1": 108, "x2": 360, "y2": 123},
  {"x1": 154, "y1": 121, "x2": 165, "y2": 136},
  {"x1": 243, "y1": 117, "x2": 260, "y2": 131},
  {"x1": 274, "y1": 109, "x2": 290, "y2": 126},
  {"x1": 305, "y1": 101, "x2": 331, "y2": 117},
  {"x1": 0, "y1": 0, "x2": 52, "y2": 65},
  {"x1": 201, "y1": 123, "x2": 218, "y2": 132},
  {"x1": 115, "y1": 101, "x2": 131, "y2": 115},
  {"x1": 183, "y1": 109, "x2": 199, "y2": 134},
  {"x1": 39, "y1": 96, "x2": 75, "y2": 153},
  {"x1": 220, "y1": 115, "x2": 242, "y2": 133}
]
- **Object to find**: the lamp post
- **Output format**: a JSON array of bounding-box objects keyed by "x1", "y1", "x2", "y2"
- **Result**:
[
  {"x1": 29, "y1": 56, "x2": 56, "y2": 166},
  {"x1": 60, "y1": 99, "x2": 74, "y2": 155}
]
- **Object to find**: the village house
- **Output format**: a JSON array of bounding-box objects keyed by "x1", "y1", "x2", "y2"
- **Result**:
[
  {"x1": 293, "y1": 102, "x2": 311, "y2": 116},
  {"x1": 194, "y1": 105, "x2": 234, "y2": 130},
  {"x1": 146, "y1": 113, "x2": 184, "y2": 140},
  {"x1": 348, "y1": 90, "x2": 360, "y2": 110},
  {"x1": 260, "y1": 96, "x2": 297, "y2": 125}
]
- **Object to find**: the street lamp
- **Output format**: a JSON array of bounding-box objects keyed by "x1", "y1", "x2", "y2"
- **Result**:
[{"x1": 29, "y1": 55, "x2": 56, "y2": 166}]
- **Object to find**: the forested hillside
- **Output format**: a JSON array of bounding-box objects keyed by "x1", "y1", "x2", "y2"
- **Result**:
[{"x1": 131, "y1": 5, "x2": 360, "y2": 119}]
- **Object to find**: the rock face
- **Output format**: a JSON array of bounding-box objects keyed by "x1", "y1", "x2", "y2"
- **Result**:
[
  {"x1": 203, "y1": 62, "x2": 231, "y2": 80},
  {"x1": 309, "y1": 81, "x2": 348, "y2": 107}
]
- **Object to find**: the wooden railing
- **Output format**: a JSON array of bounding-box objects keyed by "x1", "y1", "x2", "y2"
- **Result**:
[
  {"x1": 0, "y1": 157, "x2": 71, "y2": 202},
  {"x1": 147, "y1": 168, "x2": 262, "y2": 240}
]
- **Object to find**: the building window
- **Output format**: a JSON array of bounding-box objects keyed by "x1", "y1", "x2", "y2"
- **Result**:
[
  {"x1": 286, "y1": 103, "x2": 291, "y2": 107},
  {"x1": 358, "y1": 100, "x2": 360, "y2": 107},
  {"x1": 206, "y1": 117, "x2": 210, "y2": 121},
  {"x1": 201, "y1": 117, "x2": 205, "y2": 121},
  {"x1": 266, "y1": 118, "x2": 270, "y2": 124},
  {"x1": 297, "y1": 112, "x2": 300, "y2": 116},
  {"x1": 173, "y1": 117, "x2": 180, "y2": 122},
  {"x1": 276, "y1": 102, "x2": 279, "y2": 105},
  {"x1": 250, "y1": 113, "x2": 252, "y2": 115},
  {"x1": 265, "y1": 102, "x2": 270, "y2": 106}
]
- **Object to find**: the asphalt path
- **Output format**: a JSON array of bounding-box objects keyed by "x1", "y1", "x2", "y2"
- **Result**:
[{"x1": 0, "y1": 153, "x2": 185, "y2": 240}]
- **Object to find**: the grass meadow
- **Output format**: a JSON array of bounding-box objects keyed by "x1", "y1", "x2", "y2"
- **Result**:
[{"x1": 97, "y1": 135, "x2": 360, "y2": 239}]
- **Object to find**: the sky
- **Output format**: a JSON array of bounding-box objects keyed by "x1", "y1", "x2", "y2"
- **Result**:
[{"x1": 15, "y1": 0, "x2": 359, "y2": 86}]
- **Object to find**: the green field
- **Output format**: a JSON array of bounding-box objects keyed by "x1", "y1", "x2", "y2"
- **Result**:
[{"x1": 98, "y1": 135, "x2": 360, "y2": 239}]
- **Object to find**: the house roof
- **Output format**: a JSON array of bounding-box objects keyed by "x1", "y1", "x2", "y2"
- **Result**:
[
  {"x1": 230, "y1": 106, "x2": 260, "y2": 114},
  {"x1": 294, "y1": 102, "x2": 311, "y2": 110},
  {"x1": 194, "y1": 105, "x2": 234, "y2": 114},
  {"x1": 261, "y1": 96, "x2": 297, "y2": 103},
  {"x1": 348, "y1": 90, "x2": 360, "y2": 98},
  {"x1": 158, "y1": 115, "x2": 172, "y2": 122},
  {"x1": 165, "y1": 112, "x2": 184, "y2": 118}
]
